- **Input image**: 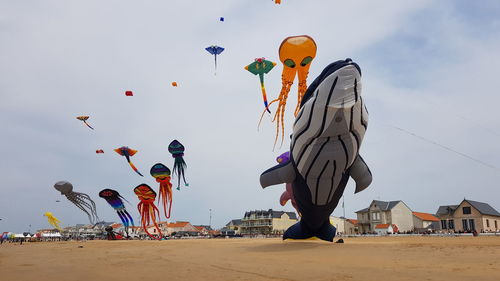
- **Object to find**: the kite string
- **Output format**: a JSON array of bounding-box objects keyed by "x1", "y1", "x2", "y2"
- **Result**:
[{"x1": 389, "y1": 124, "x2": 500, "y2": 172}]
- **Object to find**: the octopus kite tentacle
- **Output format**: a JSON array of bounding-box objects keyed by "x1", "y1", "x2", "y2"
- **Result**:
[
  {"x1": 173, "y1": 157, "x2": 188, "y2": 190},
  {"x1": 168, "y1": 140, "x2": 189, "y2": 190},
  {"x1": 134, "y1": 184, "x2": 163, "y2": 240},
  {"x1": 296, "y1": 80, "x2": 308, "y2": 116},
  {"x1": 54, "y1": 181, "x2": 100, "y2": 225},
  {"x1": 150, "y1": 163, "x2": 173, "y2": 219},
  {"x1": 258, "y1": 80, "x2": 293, "y2": 149},
  {"x1": 99, "y1": 189, "x2": 134, "y2": 236},
  {"x1": 75, "y1": 192, "x2": 98, "y2": 215},
  {"x1": 69, "y1": 195, "x2": 99, "y2": 224}
]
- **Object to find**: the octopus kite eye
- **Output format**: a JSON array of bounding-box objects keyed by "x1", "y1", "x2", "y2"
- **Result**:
[
  {"x1": 284, "y1": 59, "x2": 296, "y2": 68},
  {"x1": 300, "y1": 56, "x2": 313, "y2": 66}
]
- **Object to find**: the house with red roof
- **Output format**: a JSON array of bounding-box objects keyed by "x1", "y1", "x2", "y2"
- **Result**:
[
  {"x1": 356, "y1": 200, "x2": 414, "y2": 233},
  {"x1": 412, "y1": 212, "x2": 439, "y2": 232},
  {"x1": 193, "y1": 225, "x2": 209, "y2": 235},
  {"x1": 345, "y1": 219, "x2": 359, "y2": 234},
  {"x1": 167, "y1": 221, "x2": 197, "y2": 234},
  {"x1": 374, "y1": 224, "x2": 399, "y2": 235}
]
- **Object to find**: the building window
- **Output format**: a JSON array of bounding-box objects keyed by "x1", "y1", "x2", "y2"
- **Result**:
[
  {"x1": 462, "y1": 207, "x2": 471, "y2": 214},
  {"x1": 486, "y1": 219, "x2": 490, "y2": 228},
  {"x1": 462, "y1": 219, "x2": 468, "y2": 231},
  {"x1": 469, "y1": 219, "x2": 475, "y2": 231},
  {"x1": 372, "y1": 212, "x2": 380, "y2": 220},
  {"x1": 495, "y1": 220, "x2": 498, "y2": 229},
  {"x1": 448, "y1": 220, "x2": 454, "y2": 229},
  {"x1": 441, "y1": 220, "x2": 447, "y2": 229}
]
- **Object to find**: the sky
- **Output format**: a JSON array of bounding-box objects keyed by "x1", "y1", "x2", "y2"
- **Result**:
[{"x1": 1, "y1": 0, "x2": 500, "y2": 233}]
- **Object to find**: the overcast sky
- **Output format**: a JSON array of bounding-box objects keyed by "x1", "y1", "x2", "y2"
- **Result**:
[{"x1": 1, "y1": 1, "x2": 500, "y2": 233}]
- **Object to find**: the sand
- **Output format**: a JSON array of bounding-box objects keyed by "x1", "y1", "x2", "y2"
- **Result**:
[{"x1": 1, "y1": 236, "x2": 499, "y2": 281}]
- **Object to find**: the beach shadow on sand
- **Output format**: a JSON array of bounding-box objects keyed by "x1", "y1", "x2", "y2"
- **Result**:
[{"x1": 245, "y1": 240, "x2": 337, "y2": 253}]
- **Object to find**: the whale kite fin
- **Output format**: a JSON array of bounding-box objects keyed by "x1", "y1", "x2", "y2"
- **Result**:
[
  {"x1": 350, "y1": 155, "x2": 372, "y2": 194},
  {"x1": 260, "y1": 161, "x2": 296, "y2": 188}
]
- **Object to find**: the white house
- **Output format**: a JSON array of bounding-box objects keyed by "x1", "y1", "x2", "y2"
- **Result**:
[{"x1": 356, "y1": 200, "x2": 414, "y2": 233}]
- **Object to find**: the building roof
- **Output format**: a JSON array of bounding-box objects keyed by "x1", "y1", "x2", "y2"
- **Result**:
[
  {"x1": 226, "y1": 219, "x2": 242, "y2": 226},
  {"x1": 412, "y1": 212, "x2": 439, "y2": 222},
  {"x1": 243, "y1": 209, "x2": 297, "y2": 220},
  {"x1": 194, "y1": 226, "x2": 207, "y2": 231},
  {"x1": 356, "y1": 200, "x2": 404, "y2": 213},
  {"x1": 437, "y1": 200, "x2": 500, "y2": 217},
  {"x1": 355, "y1": 208, "x2": 369, "y2": 213},
  {"x1": 436, "y1": 205, "x2": 459, "y2": 216},
  {"x1": 168, "y1": 222, "x2": 190, "y2": 228},
  {"x1": 346, "y1": 219, "x2": 359, "y2": 225},
  {"x1": 372, "y1": 200, "x2": 401, "y2": 211},
  {"x1": 375, "y1": 224, "x2": 398, "y2": 232},
  {"x1": 465, "y1": 200, "x2": 500, "y2": 217},
  {"x1": 194, "y1": 225, "x2": 213, "y2": 231},
  {"x1": 273, "y1": 211, "x2": 297, "y2": 220}
]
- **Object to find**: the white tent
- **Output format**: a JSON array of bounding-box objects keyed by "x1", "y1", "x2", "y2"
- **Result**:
[{"x1": 41, "y1": 232, "x2": 61, "y2": 238}]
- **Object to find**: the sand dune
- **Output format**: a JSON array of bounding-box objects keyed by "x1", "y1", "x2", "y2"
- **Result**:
[{"x1": 1, "y1": 236, "x2": 499, "y2": 281}]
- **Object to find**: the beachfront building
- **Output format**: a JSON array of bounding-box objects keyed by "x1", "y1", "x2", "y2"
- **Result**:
[
  {"x1": 194, "y1": 225, "x2": 210, "y2": 235},
  {"x1": 240, "y1": 209, "x2": 298, "y2": 235},
  {"x1": 136, "y1": 221, "x2": 200, "y2": 237},
  {"x1": 329, "y1": 217, "x2": 360, "y2": 235},
  {"x1": 225, "y1": 219, "x2": 242, "y2": 234},
  {"x1": 61, "y1": 223, "x2": 109, "y2": 239},
  {"x1": 167, "y1": 221, "x2": 198, "y2": 234},
  {"x1": 436, "y1": 204, "x2": 457, "y2": 232},
  {"x1": 436, "y1": 199, "x2": 500, "y2": 233},
  {"x1": 412, "y1": 212, "x2": 439, "y2": 232},
  {"x1": 345, "y1": 219, "x2": 360, "y2": 234},
  {"x1": 330, "y1": 216, "x2": 345, "y2": 234},
  {"x1": 356, "y1": 200, "x2": 414, "y2": 233},
  {"x1": 110, "y1": 223, "x2": 125, "y2": 235}
]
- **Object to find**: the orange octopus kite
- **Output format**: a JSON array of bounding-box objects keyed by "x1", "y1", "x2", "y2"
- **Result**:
[{"x1": 261, "y1": 35, "x2": 317, "y2": 148}]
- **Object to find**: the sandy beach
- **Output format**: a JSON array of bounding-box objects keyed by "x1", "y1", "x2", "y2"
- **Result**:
[{"x1": 1, "y1": 236, "x2": 499, "y2": 281}]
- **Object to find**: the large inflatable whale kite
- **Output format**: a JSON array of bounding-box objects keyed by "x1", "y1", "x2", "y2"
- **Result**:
[{"x1": 260, "y1": 58, "x2": 372, "y2": 242}]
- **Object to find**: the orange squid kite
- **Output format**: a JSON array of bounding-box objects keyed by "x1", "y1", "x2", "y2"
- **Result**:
[{"x1": 261, "y1": 35, "x2": 317, "y2": 148}]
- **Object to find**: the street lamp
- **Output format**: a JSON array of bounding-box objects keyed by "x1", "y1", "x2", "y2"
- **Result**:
[{"x1": 209, "y1": 209, "x2": 212, "y2": 229}]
